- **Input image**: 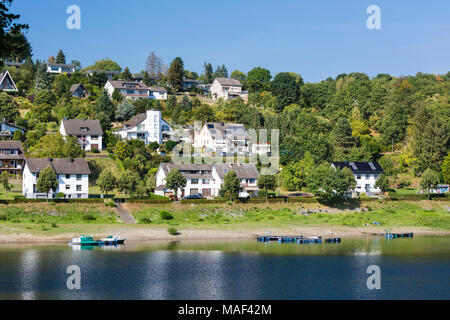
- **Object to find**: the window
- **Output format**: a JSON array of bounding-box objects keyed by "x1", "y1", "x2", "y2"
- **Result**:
[
  {"x1": 191, "y1": 179, "x2": 199, "y2": 184},
  {"x1": 357, "y1": 175, "x2": 361, "y2": 179},
  {"x1": 76, "y1": 185, "x2": 82, "y2": 192},
  {"x1": 91, "y1": 135, "x2": 98, "y2": 140},
  {"x1": 366, "y1": 174, "x2": 370, "y2": 179},
  {"x1": 249, "y1": 179, "x2": 256, "y2": 184},
  {"x1": 202, "y1": 179, "x2": 210, "y2": 184},
  {"x1": 65, "y1": 174, "x2": 71, "y2": 179},
  {"x1": 76, "y1": 174, "x2": 82, "y2": 181},
  {"x1": 66, "y1": 185, "x2": 70, "y2": 190}
]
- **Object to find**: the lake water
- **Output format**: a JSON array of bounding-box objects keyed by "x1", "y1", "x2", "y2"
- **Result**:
[{"x1": 0, "y1": 236, "x2": 448, "y2": 300}]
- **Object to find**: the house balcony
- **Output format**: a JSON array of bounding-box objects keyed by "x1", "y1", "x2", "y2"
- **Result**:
[{"x1": 1, "y1": 164, "x2": 22, "y2": 170}]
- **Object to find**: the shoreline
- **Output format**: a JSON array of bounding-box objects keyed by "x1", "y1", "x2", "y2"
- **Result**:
[{"x1": 0, "y1": 225, "x2": 449, "y2": 244}]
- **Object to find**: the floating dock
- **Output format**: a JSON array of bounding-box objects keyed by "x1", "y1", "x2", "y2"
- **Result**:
[
  {"x1": 257, "y1": 236, "x2": 341, "y2": 244},
  {"x1": 385, "y1": 232, "x2": 413, "y2": 239}
]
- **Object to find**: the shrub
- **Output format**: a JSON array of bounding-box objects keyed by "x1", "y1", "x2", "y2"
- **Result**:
[
  {"x1": 168, "y1": 227, "x2": 178, "y2": 235},
  {"x1": 56, "y1": 192, "x2": 65, "y2": 199},
  {"x1": 82, "y1": 213, "x2": 96, "y2": 221},
  {"x1": 139, "y1": 217, "x2": 152, "y2": 224},
  {"x1": 0, "y1": 215, "x2": 6, "y2": 221},
  {"x1": 91, "y1": 148, "x2": 100, "y2": 153},
  {"x1": 51, "y1": 223, "x2": 58, "y2": 228},
  {"x1": 160, "y1": 211, "x2": 173, "y2": 220}
]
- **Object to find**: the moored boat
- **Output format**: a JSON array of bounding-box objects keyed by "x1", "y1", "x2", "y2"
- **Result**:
[
  {"x1": 69, "y1": 235, "x2": 102, "y2": 246},
  {"x1": 100, "y1": 235, "x2": 126, "y2": 245}
]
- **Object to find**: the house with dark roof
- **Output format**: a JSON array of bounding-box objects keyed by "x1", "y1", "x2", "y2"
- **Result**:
[
  {"x1": 182, "y1": 78, "x2": 201, "y2": 91},
  {"x1": 0, "y1": 141, "x2": 25, "y2": 175},
  {"x1": 0, "y1": 120, "x2": 26, "y2": 139},
  {"x1": 22, "y1": 158, "x2": 91, "y2": 199},
  {"x1": 331, "y1": 161, "x2": 385, "y2": 194},
  {"x1": 70, "y1": 83, "x2": 89, "y2": 98},
  {"x1": 104, "y1": 79, "x2": 167, "y2": 100},
  {"x1": 0, "y1": 70, "x2": 18, "y2": 92},
  {"x1": 155, "y1": 163, "x2": 259, "y2": 198},
  {"x1": 210, "y1": 77, "x2": 248, "y2": 101},
  {"x1": 118, "y1": 109, "x2": 172, "y2": 145},
  {"x1": 60, "y1": 119, "x2": 103, "y2": 151},
  {"x1": 46, "y1": 63, "x2": 75, "y2": 74}
]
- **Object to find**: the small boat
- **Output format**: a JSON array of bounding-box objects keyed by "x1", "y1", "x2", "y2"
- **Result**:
[
  {"x1": 69, "y1": 235, "x2": 102, "y2": 246},
  {"x1": 100, "y1": 235, "x2": 126, "y2": 245}
]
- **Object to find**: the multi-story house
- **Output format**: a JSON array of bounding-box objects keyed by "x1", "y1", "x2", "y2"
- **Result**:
[
  {"x1": 60, "y1": 119, "x2": 103, "y2": 151},
  {"x1": 46, "y1": 63, "x2": 76, "y2": 74},
  {"x1": 331, "y1": 161, "x2": 385, "y2": 194},
  {"x1": 182, "y1": 78, "x2": 201, "y2": 91},
  {"x1": 104, "y1": 80, "x2": 167, "y2": 100},
  {"x1": 194, "y1": 122, "x2": 250, "y2": 155},
  {"x1": 118, "y1": 109, "x2": 172, "y2": 145},
  {"x1": 23, "y1": 158, "x2": 90, "y2": 199},
  {"x1": 0, "y1": 121, "x2": 26, "y2": 139},
  {"x1": 210, "y1": 78, "x2": 248, "y2": 101},
  {"x1": 0, "y1": 141, "x2": 25, "y2": 175},
  {"x1": 155, "y1": 163, "x2": 259, "y2": 198},
  {"x1": 0, "y1": 70, "x2": 18, "y2": 92}
]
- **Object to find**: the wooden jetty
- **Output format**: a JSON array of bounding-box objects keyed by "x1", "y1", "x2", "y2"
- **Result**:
[{"x1": 257, "y1": 235, "x2": 341, "y2": 244}]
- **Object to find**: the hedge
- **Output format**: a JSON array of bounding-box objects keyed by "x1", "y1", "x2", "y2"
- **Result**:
[
  {"x1": 180, "y1": 198, "x2": 227, "y2": 204},
  {"x1": 126, "y1": 198, "x2": 171, "y2": 204}
]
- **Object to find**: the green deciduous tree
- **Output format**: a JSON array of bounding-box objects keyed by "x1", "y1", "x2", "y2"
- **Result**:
[
  {"x1": 221, "y1": 171, "x2": 240, "y2": 201},
  {"x1": 28, "y1": 133, "x2": 85, "y2": 158},
  {"x1": 116, "y1": 99, "x2": 135, "y2": 122},
  {"x1": 270, "y1": 72, "x2": 301, "y2": 111},
  {"x1": 97, "y1": 169, "x2": 116, "y2": 195},
  {"x1": 375, "y1": 174, "x2": 390, "y2": 194},
  {"x1": 246, "y1": 67, "x2": 271, "y2": 93},
  {"x1": 442, "y1": 153, "x2": 450, "y2": 184},
  {"x1": 165, "y1": 168, "x2": 186, "y2": 198},
  {"x1": 0, "y1": 171, "x2": 11, "y2": 199},
  {"x1": 94, "y1": 89, "x2": 115, "y2": 122},
  {"x1": 420, "y1": 168, "x2": 440, "y2": 200},
  {"x1": 0, "y1": 92, "x2": 19, "y2": 122},
  {"x1": 257, "y1": 175, "x2": 277, "y2": 199},
  {"x1": 37, "y1": 166, "x2": 58, "y2": 201},
  {"x1": 117, "y1": 170, "x2": 139, "y2": 198}
]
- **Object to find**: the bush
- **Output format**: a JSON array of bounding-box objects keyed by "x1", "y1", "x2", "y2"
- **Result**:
[
  {"x1": 91, "y1": 148, "x2": 100, "y2": 153},
  {"x1": 82, "y1": 214, "x2": 96, "y2": 221},
  {"x1": 139, "y1": 217, "x2": 152, "y2": 224},
  {"x1": 168, "y1": 227, "x2": 178, "y2": 235},
  {"x1": 104, "y1": 200, "x2": 116, "y2": 207},
  {"x1": 160, "y1": 211, "x2": 173, "y2": 220},
  {"x1": 56, "y1": 192, "x2": 65, "y2": 199},
  {"x1": 0, "y1": 215, "x2": 6, "y2": 221}
]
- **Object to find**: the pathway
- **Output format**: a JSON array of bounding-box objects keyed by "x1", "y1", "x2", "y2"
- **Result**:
[{"x1": 114, "y1": 203, "x2": 137, "y2": 224}]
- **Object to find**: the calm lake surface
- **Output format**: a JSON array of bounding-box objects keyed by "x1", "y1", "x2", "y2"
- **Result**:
[{"x1": 0, "y1": 236, "x2": 448, "y2": 300}]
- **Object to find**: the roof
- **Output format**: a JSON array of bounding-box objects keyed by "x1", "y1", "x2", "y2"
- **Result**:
[
  {"x1": 62, "y1": 119, "x2": 103, "y2": 136},
  {"x1": 0, "y1": 70, "x2": 18, "y2": 91},
  {"x1": 47, "y1": 63, "x2": 75, "y2": 68},
  {"x1": 0, "y1": 140, "x2": 25, "y2": 160},
  {"x1": 214, "y1": 163, "x2": 260, "y2": 179},
  {"x1": 107, "y1": 80, "x2": 150, "y2": 90},
  {"x1": 149, "y1": 86, "x2": 167, "y2": 92},
  {"x1": 214, "y1": 77, "x2": 242, "y2": 86},
  {"x1": 0, "y1": 121, "x2": 27, "y2": 132},
  {"x1": 125, "y1": 112, "x2": 147, "y2": 128},
  {"x1": 84, "y1": 69, "x2": 120, "y2": 75},
  {"x1": 26, "y1": 158, "x2": 91, "y2": 174},
  {"x1": 160, "y1": 163, "x2": 213, "y2": 176},
  {"x1": 69, "y1": 83, "x2": 87, "y2": 93},
  {"x1": 204, "y1": 122, "x2": 249, "y2": 139},
  {"x1": 331, "y1": 161, "x2": 384, "y2": 174}
]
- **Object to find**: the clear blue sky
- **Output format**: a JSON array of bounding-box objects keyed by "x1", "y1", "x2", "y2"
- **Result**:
[{"x1": 10, "y1": 0, "x2": 450, "y2": 82}]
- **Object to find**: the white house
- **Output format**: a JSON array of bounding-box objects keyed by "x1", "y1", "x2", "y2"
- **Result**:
[
  {"x1": 104, "y1": 80, "x2": 167, "y2": 100},
  {"x1": 23, "y1": 158, "x2": 90, "y2": 199},
  {"x1": 155, "y1": 163, "x2": 259, "y2": 198},
  {"x1": 210, "y1": 78, "x2": 248, "y2": 101},
  {"x1": 46, "y1": 63, "x2": 75, "y2": 74},
  {"x1": 0, "y1": 70, "x2": 18, "y2": 92},
  {"x1": 194, "y1": 122, "x2": 251, "y2": 155},
  {"x1": 60, "y1": 119, "x2": 103, "y2": 151},
  {"x1": 331, "y1": 161, "x2": 385, "y2": 195},
  {"x1": 118, "y1": 109, "x2": 172, "y2": 145}
]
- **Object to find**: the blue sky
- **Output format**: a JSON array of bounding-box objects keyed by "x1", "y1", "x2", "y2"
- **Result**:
[{"x1": 10, "y1": 0, "x2": 450, "y2": 82}]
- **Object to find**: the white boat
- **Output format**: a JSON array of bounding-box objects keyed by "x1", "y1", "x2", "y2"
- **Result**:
[{"x1": 100, "y1": 235, "x2": 126, "y2": 245}]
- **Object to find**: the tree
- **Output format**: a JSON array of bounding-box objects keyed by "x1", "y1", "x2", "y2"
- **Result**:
[
  {"x1": 230, "y1": 70, "x2": 246, "y2": 85},
  {"x1": 37, "y1": 166, "x2": 58, "y2": 201},
  {"x1": 193, "y1": 104, "x2": 216, "y2": 122},
  {"x1": 257, "y1": 175, "x2": 276, "y2": 199},
  {"x1": 146, "y1": 170, "x2": 157, "y2": 194},
  {"x1": 2, "y1": 30, "x2": 31, "y2": 62},
  {"x1": 221, "y1": 171, "x2": 240, "y2": 201},
  {"x1": 380, "y1": 102, "x2": 408, "y2": 146},
  {"x1": 89, "y1": 71, "x2": 108, "y2": 88},
  {"x1": 281, "y1": 161, "x2": 306, "y2": 191},
  {"x1": 165, "y1": 169, "x2": 186, "y2": 198},
  {"x1": 0, "y1": 0, "x2": 30, "y2": 61},
  {"x1": 94, "y1": 89, "x2": 115, "y2": 122},
  {"x1": 117, "y1": 170, "x2": 139, "y2": 198},
  {"x1": 375, "y1": 174, "x2": 390, "y2": 194},
  {"x1": 145, "y1": 51, "x2": 165, "y2": 76},
  {"x1": 442, "y1": 153, "x2": 450, "y2": 184},
  {"x1": 0, "y1": 92, "x2": 19, "y2": 122},
  {"x1": 120, "y1": 66, "x2": 133, "y2": 80},
  {"x1": 148, "y1": 141, "x2": 159, "y2": 152},
  {"x1": 33, "y1": 61, "x2": 52, "y2": 92},
  {"x1": 28, "y1": 133, "x2": 85, "y2": 158},
  {"x1": 420, "y1": 168, "x2": 440, "y2": 200},
  {"x1": 306, "y1": 164, "x2": 356, "y2": 203},
  {"x1": 0, "y1": 171, "x2": 11, "y2": 199},
  {"x1": 213, "y1": 64, "x2": 228, "y2": 78},
  {"x1": 97, "y1": 169, "x2": 116, "y2": 196},
  {"x1": 116, "y1": 100, "x2": 135, "y2": 122},
  {"x1": 83, "y1": 58, "x2": 122, "y2": 72},
  {"x1": 55, "y1": 49, "x2": 66, "y2": 64},
  {"x1": 270, "y1": 72, "x2": 301, "y2": 111},
  {"x1": 203, "y1": 62, "x2": 213, "y2": 84},
  {"x1": 246, "y1": 67, "x2": 271, "y2": 93},
  {"x1": 167, "y1": 57, "x2": 184, "y2": 92},
  {"x1": 114, "y1": 140, "x2": 132, "y2": 160}
]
